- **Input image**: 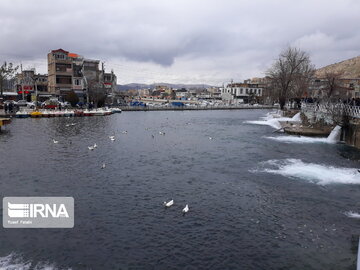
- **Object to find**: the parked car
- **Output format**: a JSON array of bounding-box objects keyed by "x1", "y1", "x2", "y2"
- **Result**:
[
  {"x1": 59, "y1": 101, "x2": 71, "y2": 108},
  {"x1": 0, "y1": 100, "x2": 16, "y2": 109},
  {"x1": 27, "y1": 102, "x2": 36, "y2": 109},
  {"x1": 17, "y1": 100, "x2": 28, "y2": 107},
  {"x1": 41, "y1": 99, "x2": 59, "y2": 109},
  {"x1": 3, "y1": 100, "x2": 17, "y2": 105}
]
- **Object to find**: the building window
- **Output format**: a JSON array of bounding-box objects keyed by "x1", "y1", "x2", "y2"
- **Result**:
[
  {"x1": 240, "y1": 89, "x2": 243, "y2": 94},
  {"x1": 74, "y1": 79, "x2": 81, "y2": 86},
  {"x1": 56, "y1": 76, "x2": 72, "y2": 85},
  {"x1": 55, "y1": 54, "x2": 65, "y2": 60}
]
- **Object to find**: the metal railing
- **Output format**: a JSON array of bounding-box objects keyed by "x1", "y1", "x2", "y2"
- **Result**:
[{"x1": 301, "y1": 103, "x2": 360, "y2": 119}]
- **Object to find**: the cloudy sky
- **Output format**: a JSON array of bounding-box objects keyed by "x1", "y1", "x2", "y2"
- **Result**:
[{"x1": 1, "y1": 0, "x2": 360, "y2": 85}]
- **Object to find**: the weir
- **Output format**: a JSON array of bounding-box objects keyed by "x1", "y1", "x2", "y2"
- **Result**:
[
  {"x1": 326, "y1": 125, "x2": 342, "y2": 143},
  {"x1": 343, "y1": 119, "x2": 360, "y2": 149}
]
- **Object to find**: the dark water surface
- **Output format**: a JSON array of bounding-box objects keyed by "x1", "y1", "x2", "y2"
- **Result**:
[{"x1": 0, "y1": 109, "x2": 359, "y2": 269}]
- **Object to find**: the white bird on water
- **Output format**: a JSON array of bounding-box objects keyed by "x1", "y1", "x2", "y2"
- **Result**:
[
  {"x1": 93, "y1": 143, "x2": 97, "y2": 148},
  {"x1": 122, "y1": 131, "x2": 128, "y2": 134},
  {"x1": 159, "y1": 131, "x2": 165, "y2": 135},
  {"x1": 182, "y1": 204, "x2": 189, "y2": 214},
  {"x1": 101, "y1": 163, "x2": 106, "y2": 169},
  {"x1": 88, "y1": 146, "x2": 94, "y2": 150},
  {"x1": 164, "y1": 200, "x2": 174, "y2": 207},
  {"x1": 209, "y1": 137, "x2": 213, "y2": 140},
  {"x1": 109, "y1": 136, "x2": 115, "y2": 141},
  {"x1": 53, "y1": 139, "x2": 59, "y2": 144}
]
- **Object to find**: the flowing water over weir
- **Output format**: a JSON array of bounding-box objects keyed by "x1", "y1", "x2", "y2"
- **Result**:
[
  {"x1": 265, "y1": 125, "x2": 342, "y2": 144},
  {"x1": 0, "y1": 110, "x2": 360, "y2": 269}
]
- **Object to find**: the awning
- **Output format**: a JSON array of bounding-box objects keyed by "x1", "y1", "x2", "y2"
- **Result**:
[{"x1": 2, "y1": 92, "x2": 18, "y2": 96}]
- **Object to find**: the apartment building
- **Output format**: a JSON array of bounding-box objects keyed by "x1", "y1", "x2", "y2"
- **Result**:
[
  {"x1": 47, "y1": 49, "x2": 117, "y2": 102},
  {"x1": 14, "y1": 69, "x2": 48, "y2": 101},
  {"x1": 221, "y1": 80, "x2": 263, "y2": 103}
]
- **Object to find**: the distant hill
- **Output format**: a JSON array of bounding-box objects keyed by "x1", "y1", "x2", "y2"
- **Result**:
[
  {"x1": 315, "y1": 56, "x2": 360, "y2": 78},
  {"x1": 117, "y1": 83, "x2": 215, "y2": 91}
]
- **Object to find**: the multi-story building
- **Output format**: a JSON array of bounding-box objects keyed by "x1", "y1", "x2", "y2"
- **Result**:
[
  {"x1": 47, "y1": 49, "x2": 117, "y2": 103},
  {"x1": 103, "y1": 71, "x2": 118, "y2": 97},
  {"x1": 47, "y1": 49, "x2": 73, "y2": 96},
  {"x1": 14, "y1": 69, "x2": 48, "y2": 101},
  {"x1": 308, "y1": 77, "x2": 360, "y2": 100},
  {"x1": 221, "y1": 80, "x2": 263, "y2": 103}
]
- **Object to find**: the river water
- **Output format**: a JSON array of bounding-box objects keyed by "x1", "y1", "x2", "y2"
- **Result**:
[{"x1": 0, "y1": 109, "x2": 359, "y2": 269}]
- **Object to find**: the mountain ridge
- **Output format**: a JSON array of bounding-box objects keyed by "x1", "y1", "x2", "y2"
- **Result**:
[{"x1": 315, "y1": 55, "x2": 360, "y2": 78}]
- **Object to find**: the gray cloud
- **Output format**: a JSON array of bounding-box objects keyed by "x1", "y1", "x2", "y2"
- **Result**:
[{"x1": 0, "y1": 0, "x2": 360, "y2": 84}]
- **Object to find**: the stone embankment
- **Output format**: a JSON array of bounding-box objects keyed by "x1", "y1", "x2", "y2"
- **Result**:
[
  {"x1": 282, "y1": 106, "x2": 360, "y2": 149},
  {"x1": 343, "y1": 118, "x2": 360, "y2": 149}
]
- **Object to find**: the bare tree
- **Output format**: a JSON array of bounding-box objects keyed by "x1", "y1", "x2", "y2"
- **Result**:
[
  {"x1": 0, "y1": 62, "x2": 18, "y2": 96},
  {"x1": 292, "y1": 63, "x2": 314, "y2": 98},
  {"x1": 322, "y1": 71, "x2": 348, "y2": 100},
  {"x1": 267, "y1": 47, "x2": 315, "y2": 109},
  {"x1": 88, "y1": 80, "x2": 107, "y2": 108}
]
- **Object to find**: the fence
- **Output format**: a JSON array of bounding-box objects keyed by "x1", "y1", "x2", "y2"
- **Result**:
[{"x1": 301, "y1": 103, "x2": 360, "y2": 119}]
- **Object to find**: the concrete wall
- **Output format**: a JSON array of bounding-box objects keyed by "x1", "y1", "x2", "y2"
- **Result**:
[{"x1": 343, "y1": 119, "x2": 360, "y2": 149}]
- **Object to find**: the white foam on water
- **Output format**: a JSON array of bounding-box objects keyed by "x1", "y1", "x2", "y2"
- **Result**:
[
  {"x1": 327, "y1": 125, "x2": 342, "y2": 143},
  {"x1": 245, "y1": 119, "x2": 283, "y2": 130},
  {"x1": 265, "y1": 135, "x2": 329, "y2": 144},
  {"x1": 253, "y1": 159, "x2": 360, "y2": 185},
  {"x1": 0, "y1": 253, "x2": 72, "y2": 270},
  {"x1": 245, "y1": 111, "x2": 301, "y2": 130},
  {"x1": 265, "y1": 125, "x2": 342, "y2": 144},
  {"x1": 344, "y1": 211, "x2": 360, "y2": 219},
  {"x1": 0, "y1": 253, "x2": 30, "y2": 270},
  {"x1": 291, "y1": 112, "x2": 301, "y2": 122}
]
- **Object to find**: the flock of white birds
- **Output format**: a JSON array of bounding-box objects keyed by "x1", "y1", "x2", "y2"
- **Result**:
[{"x1": 52, "y1": 126, "x2": 193, "y2": 215}]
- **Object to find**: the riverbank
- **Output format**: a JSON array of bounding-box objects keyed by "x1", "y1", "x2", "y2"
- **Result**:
[
  {"x1": 0, "y1": 105, "x2": 276, "y2": 117},
  {"x1": 119, "y1": 104, "x2": 275, "y2": 111}
]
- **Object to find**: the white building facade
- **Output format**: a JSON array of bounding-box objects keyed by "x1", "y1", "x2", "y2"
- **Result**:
[{"x1": 221, "y1": 82, "x2": 263, "y2": 103}]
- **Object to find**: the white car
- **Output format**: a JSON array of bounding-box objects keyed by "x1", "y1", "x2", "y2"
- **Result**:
[
  {"x1": 16, "y1": 100, "x2": 28, "y2": 107},
  {"x1": 27, "y1": 102, "x2": 36, "y2": 109}
]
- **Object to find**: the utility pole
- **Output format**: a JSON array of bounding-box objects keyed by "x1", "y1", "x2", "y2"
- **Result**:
[
  {"x1": 34, "y1": 76, "x2": 38, "y2": 108},
  {"x1": 20, "y1": 64, "x2": 24, "y2": 100},
  {"x1": 81, "y1": 62, "x2": 89, "y2": 104}
]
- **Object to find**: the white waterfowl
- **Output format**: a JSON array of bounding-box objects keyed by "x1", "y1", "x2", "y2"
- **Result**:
[
  {"x1": 53, "y1": 139, "x2": 59, "y2": 144},
  {"x1": 209, "y1": 137, "x2": 213, "y2": 140},
  {"x1": 101, "y1": 163, "x2": 106, "y2": 169},
  {"x1": 182, "y1": 204, "x2": 189, "y2": 214},
  {"x1": 93, "y1": 143, "x2": 97, "y2": 148},
  {"x1": 122, "y1": 131, "x2": 128, "y2": 134},
  {"x1": 88, "y1": 146, "x2": 94, "y2": 150},
  {"x1": 163, "y1": 200, "x2": 174, "y2": 207},
  {"x1": 159, "y1": 131, "x2": 165, "y2": 135}
]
